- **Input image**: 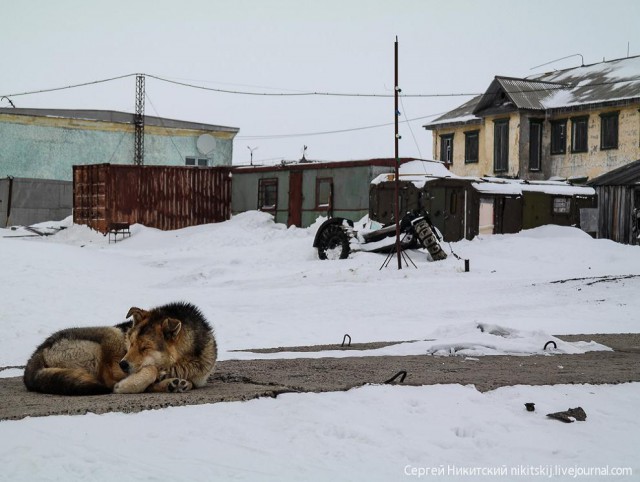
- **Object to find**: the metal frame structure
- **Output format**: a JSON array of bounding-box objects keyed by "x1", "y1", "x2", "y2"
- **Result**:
[{"x1": 134, "y1": 74, "x2": 145, "y2": 165}]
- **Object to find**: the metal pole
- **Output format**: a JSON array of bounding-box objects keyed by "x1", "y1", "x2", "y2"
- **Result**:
[{"x1": 394, "y1": 37, "x2": 402, "y2": 269}]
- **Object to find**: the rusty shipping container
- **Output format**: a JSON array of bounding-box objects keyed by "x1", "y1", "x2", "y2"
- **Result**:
[{"x1": 73, "y1": 164, "x2": 231, "y2": 233}]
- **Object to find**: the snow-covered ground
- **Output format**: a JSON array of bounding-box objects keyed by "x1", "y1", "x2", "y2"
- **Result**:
[{"x1": 1, "y1": 212, "x2": 639, "y2": 481}]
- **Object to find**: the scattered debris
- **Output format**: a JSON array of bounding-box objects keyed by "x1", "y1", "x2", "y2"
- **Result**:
[
  {"x1": 525, "y1": 402, "x2": 535, "y2": 412},
  {"x1": 547, "y1": 407, "x2": 587, "y2": 423}
]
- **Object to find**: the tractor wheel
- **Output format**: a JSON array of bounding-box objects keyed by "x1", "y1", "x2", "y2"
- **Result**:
[
  {"x1": 412, "y1": 218, "x2": 447, "y2": 261},
  {"x1": 317, "y1": 224, "x2": 350, "y2": 260}
]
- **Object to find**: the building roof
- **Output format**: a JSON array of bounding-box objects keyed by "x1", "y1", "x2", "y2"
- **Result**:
[
  {"x1": 532, "y1": 55, "x2": 640, "y2": 108},
  {"x1": 232, "y1": 157, "x2": 420, "y2": 174},
  {"x1": 0, "y1": 107, "x2": 239, "y2": 134},
  {"x1": 589, "y1": 159, "x2": 640, "y2": 186},
  {"x1": 473, "y1": 77, "x2": 565, "y2": 113},
  {"x1": 424, "y1": 95, "x2": 482, "y2": 128},
  {"x1": 425, "y1": 55, "x2": 640, "y2": 129}
]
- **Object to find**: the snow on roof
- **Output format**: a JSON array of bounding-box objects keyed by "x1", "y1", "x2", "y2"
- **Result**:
[
  {"x1": 425, "y1": 56, "x2": 640, "y2": 127},
  {"x1": 373, "y1": 167, "x2": 595, "y2": 196},
  {"x1": 534, "y1": 56, "x2": 640, "y2": 108},
  {"x1": 371, "y1": 159, "x2": 458, "y2": 186},
  {"x1": 424, "y1": 96, "x2": 482, "y2": 128},
  {"x1": 473, "y1": 178, "x2": 595, "y2": 196},
  {"x1": 399, "y1": 160, "x2": 455, "y2": 177}
]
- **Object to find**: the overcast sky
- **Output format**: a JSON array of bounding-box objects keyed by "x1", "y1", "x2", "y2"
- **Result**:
[{"x1": 2, "y1": 0, "x2": 639, "y2": 165}]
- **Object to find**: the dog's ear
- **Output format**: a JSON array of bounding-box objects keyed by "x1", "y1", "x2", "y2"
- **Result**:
[
  {"x1": 126, "y1": 307, "x2": 148, "y2": 325},
  {"x1": 162, "y1": 318, "x2": 182, "y2": 340}
]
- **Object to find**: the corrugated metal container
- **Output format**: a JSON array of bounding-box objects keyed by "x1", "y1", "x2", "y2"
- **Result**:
[{"x1": 73, "y1": 164, "x2": 231, "y2": 233}]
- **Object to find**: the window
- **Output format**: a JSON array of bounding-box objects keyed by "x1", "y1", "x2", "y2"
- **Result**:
[
  {"x1": 553, "y1": 197, "x2": 571, "y2": 214},
  {"x1": 186, "y1": 157, "x2": 209, "y2": 167},
  {"x1": 571, "y1": 116, "x2": 589, "y2": 153},
  {"x1": 600, "y1": 112, "x2": 619, "y2": 150},
  {"x1": 440, "y1": 134, "x2": 454, "y2": 165},
  {"x1": 315, "y1": 178, "x2": 333, "y2": 209},
  {"x1": 258, "y1": 178, "x2": 278, "y2": 212},
  {"x1": 529, "y1": 119, "x2": 543, "y2": 171},
  {"x1": 550, "y1": 120, "x2": 567, "y2": 155},
  {"x1": 464, "y1": 130, "x2": 479, "y2": 163},
  {"x1": 493, "y1": 119, "x2": 509, "y2": 172}
]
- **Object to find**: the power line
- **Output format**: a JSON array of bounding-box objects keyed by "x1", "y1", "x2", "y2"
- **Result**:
[
  {"x1": 2, "y1": 71, "x2": 639, "y2": 102},
  {"x1": 145, "y1": 73, "x2": 479, "y2": 98},
  {"x1": 0, "y1": 73, "x2": 137, "y2": 98},
  {"x1": 399, "y1": 95, "x2": 423, "y2": 159},
  {"x1": 236, "y1": 112, "x2": 446, "y2": 140}
]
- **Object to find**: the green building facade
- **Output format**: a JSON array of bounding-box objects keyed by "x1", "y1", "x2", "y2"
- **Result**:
[{"x1": 0, "y1": 108, "x2": 238, "y2": 181}]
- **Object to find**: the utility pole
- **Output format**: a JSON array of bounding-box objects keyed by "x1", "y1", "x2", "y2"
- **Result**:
[
  {"x1": 134, "y1": 74, "x2": 145, "y2": 165},
  {"x1": 393, "y1": 36, "x2": 402, "y2": 269}
]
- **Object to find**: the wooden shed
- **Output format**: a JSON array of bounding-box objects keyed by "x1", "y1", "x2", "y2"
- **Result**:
[
  {"x1": 73, "y1": 164, "x2": 231, "y2": 233},
  {"x1": 589, "y1": 159, "x2": 640, "y2": 245},
  {"x1": 370, "y1": 161, "x2": 596, "y2": 242}
]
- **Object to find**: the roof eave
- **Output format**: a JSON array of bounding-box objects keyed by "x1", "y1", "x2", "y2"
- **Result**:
[{"x1": 423, "y1": 118, "x2": 482, "y2": 130}]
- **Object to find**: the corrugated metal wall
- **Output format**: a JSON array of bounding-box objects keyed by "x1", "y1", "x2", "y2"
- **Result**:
[
  {"x1": 596, "y1": 185, "x2": 637, "y2": 244},
  {"x1": 73, "y1": 164, "x2": 231, "y2": 233}
]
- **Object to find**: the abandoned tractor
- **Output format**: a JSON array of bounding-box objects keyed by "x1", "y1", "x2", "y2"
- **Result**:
[{"x1": 313, "y1": 210, "x2": 447, "y2": 261}]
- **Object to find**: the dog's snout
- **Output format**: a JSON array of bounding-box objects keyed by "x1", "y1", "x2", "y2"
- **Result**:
[{"x1": 119, "y1": 360, "x2": 130, "y2": 373}]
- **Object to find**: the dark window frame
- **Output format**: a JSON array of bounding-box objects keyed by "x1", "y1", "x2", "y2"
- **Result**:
[
  {"x1": 315, "y1": 177, "x2": 333, "y2": 210},
  {"x1": 258, "y1": 178, "x2": 278, "y2": 213},
  {"x1": 529, "y1": 119, "x2": 543, "y2": 172},
  {"x1": 493, "y1": 119, "x2": 509, "y2": 173},
  {"x1": 464, "y1": 130, "x2": 480, "y2": 164},
  {"x1": 570, "y1": 116, "x2": 589, "y2": 153},
  {"x1": 550, "y1": 119, "x2": 567, "y2": 155},
  {"x1": 440, "y1": 134, "x2": 454, "y2": 165},
  {"x1": 600, "y1": 111, "x2": 619, "y2": 150},
  {"x1": 186, "y1": 157, "x2": 209, "y2": 167}
]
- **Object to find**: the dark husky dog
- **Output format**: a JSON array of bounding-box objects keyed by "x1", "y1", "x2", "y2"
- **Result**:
[{"x1": 23, "y1": 302, "x2": 217, "y2": 395}]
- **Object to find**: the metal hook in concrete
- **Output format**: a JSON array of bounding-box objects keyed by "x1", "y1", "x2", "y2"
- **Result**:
[{"x1": 385, "y1": 370, "x2": 407, "y2": 384}]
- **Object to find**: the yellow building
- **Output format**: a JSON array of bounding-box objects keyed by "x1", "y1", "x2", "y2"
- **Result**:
[{"x1": 424, "y1": 56, "x2": 640, "y2": 181}]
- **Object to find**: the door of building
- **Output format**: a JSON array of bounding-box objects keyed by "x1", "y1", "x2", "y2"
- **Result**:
[{"x1": 287, "y1": 171, "x2": 303, "y2": 227}]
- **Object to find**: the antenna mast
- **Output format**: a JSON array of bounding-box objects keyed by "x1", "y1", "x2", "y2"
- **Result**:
[{"x1": 134, "y1": 74, "x2": 145, "y2": 165}]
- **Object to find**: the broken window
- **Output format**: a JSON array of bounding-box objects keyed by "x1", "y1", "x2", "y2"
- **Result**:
[
  {"x1": 258, "y1": 178, "x2": 278, "y2": 213},
  {"x1": 440, "y1": 134, "x2": 454, "y2": 165},
  {"x1": 315, "y1": 178, "x2": 333, "y2": 209}
]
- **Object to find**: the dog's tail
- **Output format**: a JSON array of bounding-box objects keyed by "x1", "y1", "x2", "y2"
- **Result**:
[{"x1": 23, "y1": 351, "x2": 111, "y2": 396}]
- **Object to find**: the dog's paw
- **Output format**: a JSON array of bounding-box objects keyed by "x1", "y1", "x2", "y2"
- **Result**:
[
  {"x1": 113, "y1": 381, "x2": 133, "y2": 394},
  {"x1": 167, "y1": 378, "x2": 193, "y2": 393}
]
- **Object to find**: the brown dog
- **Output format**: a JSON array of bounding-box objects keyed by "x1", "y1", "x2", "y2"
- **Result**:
[
  {"x1": 23, "y1": 302, "x2": 217, "y2": 395},
  {"x1": 115, "y1": 302, "x2": 217, "y2": 394}
]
